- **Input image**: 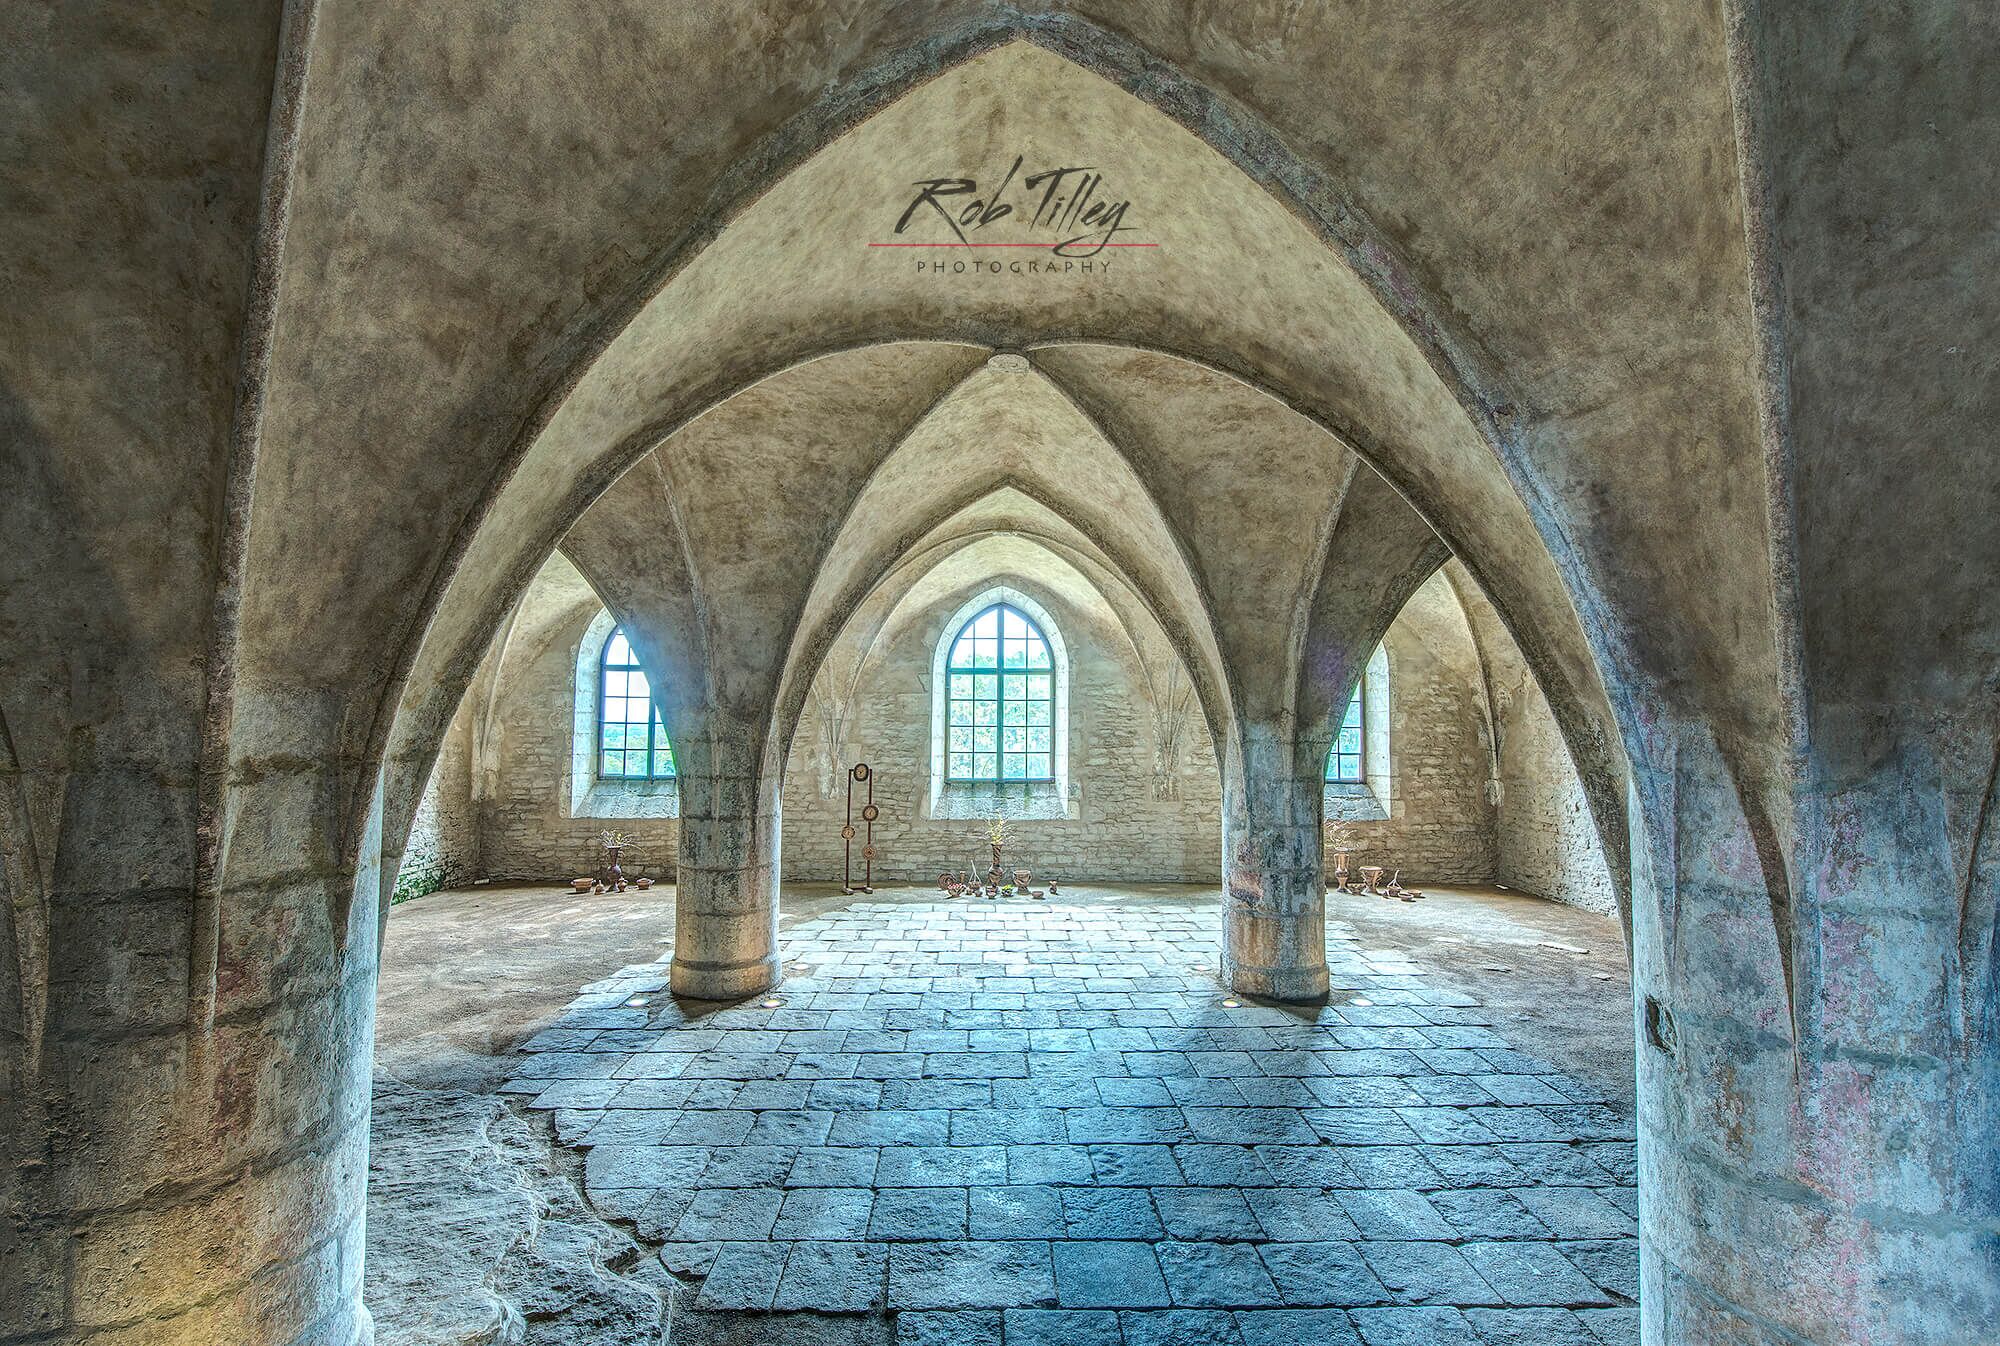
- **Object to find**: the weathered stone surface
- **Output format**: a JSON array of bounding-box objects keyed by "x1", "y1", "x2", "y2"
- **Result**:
[{"x1": 364, "y1": 1079, "x2": 672, "y2": 1345}]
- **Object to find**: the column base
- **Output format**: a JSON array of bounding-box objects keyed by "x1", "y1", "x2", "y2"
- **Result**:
[
  {"x1": 1226, "y1": 959, "x2": 1329, "y2": 1003},
  {"x1": 671, "y1": 950, "x2": 781, "y2": 1001}
]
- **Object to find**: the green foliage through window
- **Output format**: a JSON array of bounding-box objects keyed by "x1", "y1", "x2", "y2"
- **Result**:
[{"x1": 598, "y1": 628, "x2": 676, "y2": 780}]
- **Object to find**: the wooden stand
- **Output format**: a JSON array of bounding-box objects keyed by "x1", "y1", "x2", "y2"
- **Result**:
[{"x1": 841, "y1": 762, "x2": 878, "y2": 895}]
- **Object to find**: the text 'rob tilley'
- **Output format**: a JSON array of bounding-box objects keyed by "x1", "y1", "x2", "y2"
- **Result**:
[{"x1": 874, "y1": 156, "x2": 1157, "y2": 259}]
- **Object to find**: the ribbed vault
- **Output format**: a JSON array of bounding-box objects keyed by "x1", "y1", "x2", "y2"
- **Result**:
[{"x1": 369, "y1": 39, "x2": 1643, "y2": 929}]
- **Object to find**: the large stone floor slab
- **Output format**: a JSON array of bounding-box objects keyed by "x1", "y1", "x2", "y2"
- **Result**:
[{"x1": 508, "y1": 899, "x2": 1638, "y2": 1344}]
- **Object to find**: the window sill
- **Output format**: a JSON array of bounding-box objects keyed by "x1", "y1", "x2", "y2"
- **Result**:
[
  {"x1": 572, "y1": 777, "x2": 680, "y2": 820},
  {"x1": 930, "y1": 780, "x2": 1070, "y2": 821},
  {"x1": 1323, "y1": 782, "x2": 1388, "y2": 822}
]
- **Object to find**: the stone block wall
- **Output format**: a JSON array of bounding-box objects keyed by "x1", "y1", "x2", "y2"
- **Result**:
[
  {"x1": 1322, "y1": 574, "x2": 1500, "y2": 886},
  {"x1": 396, "y1": 726, "x2": 479, "y2": 901},
  {"x1": 777, "y1": 581, "x2": 1223, "y2": 884},
  {"x1": 477, "y1": 607, "x2": 681, "y2": 883},
  {"x1": 1491, "y1": 657, "x2": 1618, "y2": 914},
  {"x1": 394, "y1": 561, "x2": 1613, "y2": 901},
  {"x1": 1448, "y1": 564, "x2": 1618, "y2": 914}
]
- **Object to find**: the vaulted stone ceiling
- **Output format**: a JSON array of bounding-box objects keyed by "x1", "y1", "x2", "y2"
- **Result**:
[
  {"x1": 329, "y1": 34, "x2": 1649, "y2": 852},
  {"x1": 529, "y1": 333, "x2": 1460, "y2": 823},
  {"x1": 4, "y1": 7, "x2": 1994, "y2": 1346}
]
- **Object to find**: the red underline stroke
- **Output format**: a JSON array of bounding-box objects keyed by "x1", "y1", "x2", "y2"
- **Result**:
[{"x1": 867, "y1": 241, "x2": 1161, "y2": 248}]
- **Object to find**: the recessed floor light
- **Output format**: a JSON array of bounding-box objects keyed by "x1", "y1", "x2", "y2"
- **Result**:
[
  {"x1": 626, "y1": 996, "x2": 650, "y2": 1007},
  {"x1": 760, "y1": 998, "x2": 784, "y2": 1008},
  {"x1": 1351, "y1": 997, "x2": 1372, "y2": 1006},
  {"x1": 1221, "y1": 998, "x2": 1241, "y2": 1008}
]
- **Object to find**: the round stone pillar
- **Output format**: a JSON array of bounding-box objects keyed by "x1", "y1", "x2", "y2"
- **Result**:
[
  {"x1": 13, "y1": 733, "x2": 380, "y2": 1346},
  {"x1": 671, "y1": 719, "x2": 781, "y2": 1001},
  {"x1": 1632, "y1": 736, "x2": 2000, "y2": 1345},
  {"x1": 1219, "y1": 728, "x2": 1329, "y2": 1002}
]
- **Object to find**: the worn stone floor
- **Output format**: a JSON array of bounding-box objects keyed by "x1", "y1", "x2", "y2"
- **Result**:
[{"x1": 502, "y1": 898, "x2": 1639, "y2": 1345}]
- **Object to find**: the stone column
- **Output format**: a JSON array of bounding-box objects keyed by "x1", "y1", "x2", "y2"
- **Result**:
[
  {"x1": 670, "y1": 714, "x2": 781, "y2": 1001},
  {"x1": 7, "y1": 696, "x2": 378, "y2": 1346},
  {"x1": 1633, "y1": 730, "x2": 2000, "y2": 1345},
  {"x1": 1219, "y1": 725, "x2": 1328, "y2": 1002}
]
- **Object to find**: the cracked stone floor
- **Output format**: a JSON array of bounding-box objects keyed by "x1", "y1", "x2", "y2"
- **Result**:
[{"x1": 501, "y1": 899, "x2": 1639, "y2": 1345}]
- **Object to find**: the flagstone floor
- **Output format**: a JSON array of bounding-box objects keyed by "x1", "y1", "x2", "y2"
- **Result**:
[{"x1": 505, "y1": 899, "x2": 1639, "y2": 1346}]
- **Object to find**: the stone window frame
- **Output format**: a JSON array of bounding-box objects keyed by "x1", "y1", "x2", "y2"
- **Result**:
[
  {"x1": 927, "y1": 586, "x2": 1074, "y2": 821},
  {"x1": 569, "y1": 608, "x2": 679, "y2": 820},
  {"x1": 1324, "y1": 643, "x2": 1392, "y2": 823}
]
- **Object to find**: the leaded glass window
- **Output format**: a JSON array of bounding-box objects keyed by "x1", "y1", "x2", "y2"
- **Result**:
[
  {"x1": 944, "y1": 603, "x2": 1055, "y2": 782},
  {"x1": 1326, "y1": 682, "x2": 1365, "y2": 784},
  {"x1": 597, "y1": 628, "x2": 675, "y2": 779}
]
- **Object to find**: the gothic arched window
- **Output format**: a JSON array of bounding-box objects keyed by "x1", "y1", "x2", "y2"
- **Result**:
[
  {"x1": 943, "y1": 603, "x2": 1056, "y2": 782},
  {"x1": 597, "y1": 627, "x2": 675, "y2": 779}
]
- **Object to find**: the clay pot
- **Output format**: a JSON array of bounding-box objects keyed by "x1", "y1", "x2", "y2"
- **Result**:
[
  {"x1": 635, "y1": 876, "x2": 652, "y2": 889},
  {"x1": 571, "y1": 878, "x2": 593, "y2": 892}
]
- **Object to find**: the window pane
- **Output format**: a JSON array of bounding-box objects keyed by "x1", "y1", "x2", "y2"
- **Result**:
[
  {"x1": 597, "y1": 625, "x2": 678, "y2": 780},
  {"x1": 941, "y1": 604, "x2": 1060, "y2": 786},
  {"x1": 1337, "y1": 728, "x2": 1360, "y2": 754}
]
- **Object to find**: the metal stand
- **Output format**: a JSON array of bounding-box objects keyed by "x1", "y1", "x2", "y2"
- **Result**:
[{"x1": 841, "y1": 762, "x2": 879, "y2": 894}]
